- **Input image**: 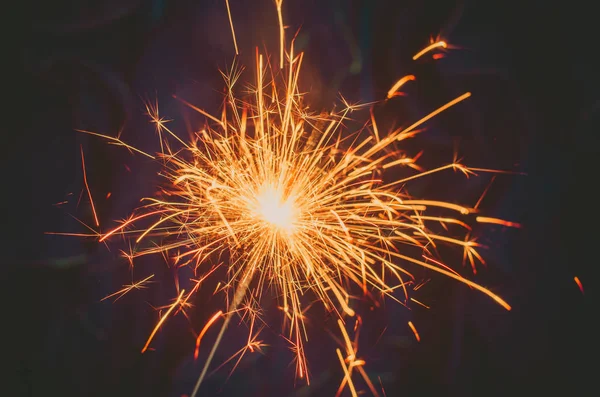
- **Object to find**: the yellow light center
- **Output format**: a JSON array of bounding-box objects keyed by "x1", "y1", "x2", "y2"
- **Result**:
[{"x1": 255, "y1": 185, "x2": 297, "y2": 233}]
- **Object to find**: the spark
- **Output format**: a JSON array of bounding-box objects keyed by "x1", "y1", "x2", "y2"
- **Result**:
[
  {"x1": 410, "y1": 297, "x2": 430, "y2": 309},
  {"x1": 70, "y1": 1, "x2": 521, "y2": 395},
  {"x1": 412, "y1": 278, "x2": 430, "y2": 291},
  {"x1": 141, "y1": 289, "x2": 185, "y2": 353},
  {"x1": 100, "y1": 274, "x2": 155, "y2": 302},
  {"x1": 408, "y1": 321, "x2": 420, "y2": 341},
  {"x1": 335, "y1": 319, "x2": 380, "y2": 397},
  {"x1": 476, "y1": 216, "x2": 522, "y2": 228},
  {"x1": 413, "y1": 40, "x2": 447, "y2": 60},
  {"x1": 386, "y1": 75, "x2": 416, "y2": 99},
  {"x1": 574, "y1": 276, "x2": 584, "y2": 295},
  {"x1": 275, "y1": 0, "x2": 285, "y2": 68},
  {"x1": 77, "y1": 129, "x2": 155, "y2": 159},
  {"x1": 194, "y1": 311, "x2": 223, "y2": 360},
  {"x1": 225, "y1": 0, "x2": 239, "y2": 54}
]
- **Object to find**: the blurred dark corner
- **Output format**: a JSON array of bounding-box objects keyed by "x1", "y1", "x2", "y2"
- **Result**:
[{"x1": 6, "y1": 0, "x2": 597, "y2": 396}]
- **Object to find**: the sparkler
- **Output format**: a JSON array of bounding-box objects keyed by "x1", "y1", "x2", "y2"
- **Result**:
[{"x1": 68, "y1": 1, "x2": 521, "y2": 395}]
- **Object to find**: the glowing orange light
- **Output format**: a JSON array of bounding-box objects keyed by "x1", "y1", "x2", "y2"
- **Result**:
[
  {"x1": 408, "y1": 321, "x2": 420, "y2": 342},
  {"x1": 413, "y1": 40, "x2": 447, "y2": 60},
  {"x1": 574, "y1": 277, "x2": 584, "y2": 294},
  {"x1": 386, "y1": 75, "x2": 416, "y2": 99},
  {"x1": 476, "y1": 216, "x2": 522, "y2": 228},
  {"x1": 194, "y1": 311, "x2": 223, "y2": 360}
]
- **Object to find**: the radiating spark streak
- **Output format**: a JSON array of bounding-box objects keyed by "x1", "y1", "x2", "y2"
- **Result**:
[
  {"x1": 422, "y1": 255, "x2": 464, "y2": 281},
  {"x1": 410, "y1": 297, "x2": 430, "y2": 309},
  {"x1": 404, "y1": 199, "x2": 471, "y2": 214},
  {"x1": 99, "y1": 209, "x2": 169, "y2": 242},
  {"x1": 45, "y1": 231, "x2": 98, "y2": 237},
  {"x1": 135, "y1": 209, "x2": 195, "y2": 243},
  {"x1": 574, "y1": 276, "x2": 584, "y2": 294},
  {"x1": 80, "y1": 146, "x2": 99, "y2": 227},
  {"x1": 101, "y1": 274, "x2": 155, "y2": 302},
  {"x1": 413, "y1": 278, "x2": 430, "y2": 291},
  {"x1": 412, "y1": 215, "x2": 472, "y2": 230},
  {"x1": 408, "y1": 321, "x2": 420, "y2": 341},
  {"x1": 379, "y1": 377, "x2": 387, "y2": 397},
  {"x1": 357, "y1": 365, "x2": 380, "y2": 397},
  {"x1": 336, "y1": 348, "x2": 358, "y2": 397},
  {"x1": 224, "y1": 0, "x2": 239, "y2": 54},
  {"x1": 413, "y1": 40, "x2": 447, "y2": 60},
  {"x1": 192, "y1": 273, "x2": 253, "y2": 397},
  {"x1": 141, "y1": 289, "x2": 185, "y2": 353},
  {"x1": 207, "y1": 326, "x2": 266, "y2": 379},
  {"x1": 194, "y1": 311, "x2": 223, "y2": 360},
  {"x1": 335, "y1": 319, "x2": 379, "y2": 397},
  {"x1": 370, "y1": 108, "x2": 380, "y2": 142},
  {"x1": 476, "y1": 216, "x2": 522, "y2": 228},
  {"x1": 172, "y1": 95, "x2": 226, "y2": 127},
  {"x1": 399, "y1": 92, "x2": 471, "y2": 136},
  {"x1": 387, "y1": 251, "x2": 511, "y2": 310},
  {"x1": 468, "y1": 167, "x2": 526, "y2": 175},
  {"x1": 384, "y1": 163, "x2": 456, "y2": 186},
  {"x1": 386, "y1": 75, "x2": 416, "y2": 99},
  {"x1": 76, "y1": 129, "x2": 155, "y2": 159},
  {"x1": 338, "y1": 319, "x2": 354, "y2": 357},
  {"x1": 275, "y1": 0, "x2": 285, "y2": 69},
  {"x1": 474, "y1": 176, "x2": 496, "y2": 210}
]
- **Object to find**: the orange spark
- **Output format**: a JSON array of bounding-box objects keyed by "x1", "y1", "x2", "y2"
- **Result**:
[
  {"x1": 141, "y1": 289, "x2": 185, "y2": 353},
  {"x1": 80, "y1": 146, "x2": 99, "y2": 227},
  {"x1": 474, "y1": 176, "x2": 496, "y2": 210},
  {"x1": 410, "y1": 297, "x2": 430, "y2": 309},
  {"x1": 275, "y1": 0, "x2": 285, "y2": 68},
  {"x1": 476, "y1": 216, "x2": 522, "y2": 228},
  {"x1": 194, "y1": 311, "x2": 223, "y2": 360},
  {"x1": 394, "y1": 92, "x2": 471, "y2": 141},
  {"x1": 77, "y1": 129, "x2": 155, "y2": 159},
  {"x1": 335, "y1": 319, "x2": 380, "y2": 397},
  {"x1": 413, "y1": 40, "x2": 447, "y2": 60},
  {"x1": 336, "y1": 348, "x2": 358, "y2": 397},
  {"x1": 574, "y1": 277, "x2": 584, "y2": 295},
  {"x1": 408, "y1": 321, "x2": 420, "y2": 341},
  {"x1": 224, "y1": 0, "x2": 239, "y2": 54},
  {"x1": 100, "y1": 274, "x2": 154, "y2": 302},
  {"x1": 386, "y1": 75, "x2": 415, "y2": 99},
  {"x1": 379, "y1": 377, "x2": 387, "y2": 397}
]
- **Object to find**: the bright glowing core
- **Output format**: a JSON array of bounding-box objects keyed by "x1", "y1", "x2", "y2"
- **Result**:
[{"x1": 254, "y1": 184, "x2": 298, "y2": 233}]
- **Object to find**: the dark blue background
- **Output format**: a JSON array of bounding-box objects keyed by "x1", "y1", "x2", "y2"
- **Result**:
[{"x1": 9, "y1": 0, "x2": 595, "y2": 396}]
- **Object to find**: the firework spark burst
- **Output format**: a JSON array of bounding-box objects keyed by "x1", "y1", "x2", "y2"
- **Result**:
[{"x1": 64, "y1": 1, "x2": 521, "y2": 395}]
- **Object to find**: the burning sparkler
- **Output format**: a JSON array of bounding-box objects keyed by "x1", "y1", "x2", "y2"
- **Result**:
[{"x1": 65, "y1": 1, "x2": 521, "y2": 395}]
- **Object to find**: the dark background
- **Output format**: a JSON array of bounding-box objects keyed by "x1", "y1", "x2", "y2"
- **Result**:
[{"x1": 8, "y1": 0, "x2": 596, "y2": 396}]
